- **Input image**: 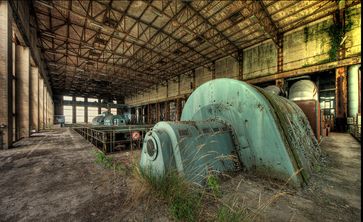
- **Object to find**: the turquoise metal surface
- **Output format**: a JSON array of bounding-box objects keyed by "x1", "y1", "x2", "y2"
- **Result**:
[
  {"x1": 91, "y1": 115, "x2": 105, "y2": 126},
  {"x1": 140, "y1": 121, "x2": 239, "y2": 184},
  {"x1": 104, "y1": 114, "x2": 127, "y2": 126},
  {"x1": 141, "y1": 78, "x2": 320, "y2": 187},
  {"x1": 92, "y1": 111, "x2": 129, "y2": 126},
  {"x1": 91, "y1": 111, "x2": 109, "y2": 126}
]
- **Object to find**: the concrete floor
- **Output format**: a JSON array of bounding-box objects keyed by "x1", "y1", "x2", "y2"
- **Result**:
[
  {"x1": 0, "y1": 128, "x2": 130, "y2": 221},
  {"x1": 0, "y1": 129, "x2": 361, "y2": 221}
]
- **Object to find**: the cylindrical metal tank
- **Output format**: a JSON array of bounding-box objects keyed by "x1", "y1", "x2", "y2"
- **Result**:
[
  {"x1": 288, "y1": 80, "x2": 321, "y2": 141},
  {"x1": 289, "y1": 80, "x2": 318, "y2": 101},
  {"x1": 348, "y1": 65, "x2": 360, "y2": 117}
]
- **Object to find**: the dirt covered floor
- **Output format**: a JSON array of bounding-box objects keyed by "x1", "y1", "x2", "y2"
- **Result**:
[
  {"x1": 220, "y1": 133, "x2": 361, "y2": 221},
  {"x1": 0, "y1": 128, "x2": 169, "y2": 221},
  {"x1": 0, "y1": 129, "x2": 360, "y2": 221}
]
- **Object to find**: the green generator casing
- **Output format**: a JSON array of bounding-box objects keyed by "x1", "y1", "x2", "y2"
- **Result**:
[{"x1": 140, "y1": 79, "x2": 320, "y2": 187}]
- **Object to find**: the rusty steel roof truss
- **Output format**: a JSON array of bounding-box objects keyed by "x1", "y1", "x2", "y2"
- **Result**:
[{"x1": 31, "y1": 0, "x2": 360, "y2": 99}]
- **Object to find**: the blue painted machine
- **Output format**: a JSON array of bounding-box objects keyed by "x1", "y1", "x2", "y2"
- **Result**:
[
  {"x1": 104, "y1": 114, "x2": 127, "y2": 126},
  {"x1": 140, "y1": 79, "x2": 320, "y2": 187},
  {"x1": 92, "y1": 111, "x2": 128, "y2": 126}
]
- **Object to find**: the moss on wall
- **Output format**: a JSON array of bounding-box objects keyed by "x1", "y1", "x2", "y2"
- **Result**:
[{"x1": 325, "y1": 10, "x2": 354, "y2": 61}]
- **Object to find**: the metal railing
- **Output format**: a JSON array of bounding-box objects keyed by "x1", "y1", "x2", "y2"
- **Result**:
[{"x1": 73, "y1": 125, "x2": 153, "y2": 153}]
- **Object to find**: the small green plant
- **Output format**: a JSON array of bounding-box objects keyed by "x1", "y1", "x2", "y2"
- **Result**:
[
  {"x1": 94, "y1": 150, "x2": 125, "y2": 172},
  {"x1": 207, "y1": 174, "x2": 221, "y2": 197},
  {"x1": 137, "y1": 167, "x2": 203, "y2": 222},
  {"x1": 217, "y1": 205, "x2": 247, "y2": 222}
]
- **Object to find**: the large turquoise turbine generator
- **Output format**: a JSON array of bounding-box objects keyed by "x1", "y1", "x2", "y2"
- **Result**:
[{"x1": 140, "y1": 78, "x2": 320, "y2": 187}]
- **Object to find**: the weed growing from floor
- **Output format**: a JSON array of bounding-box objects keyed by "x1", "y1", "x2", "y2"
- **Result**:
[
  {"x1": 93, "y1": 150, "x2": 125, "y2": 172},
  {"x1": 93, "y1": 148, "x2": 290, "y2": 221},
  {"x1": 136, "y1": 167, "x2": 203, "y2": 222},
  {"x1": 207, "y1": 174, "x2": 221, "y2": 198},
  {"x1": 217, "y1": 205, "x2": 248, "y2": 222}
]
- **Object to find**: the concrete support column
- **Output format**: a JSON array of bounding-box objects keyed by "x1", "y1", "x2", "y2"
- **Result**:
[
  {"x1": 48, "y1": 91, "x2": 50, "y2": 127},
  {"x1": 30, "y1": 66, "x2": 39, "y2": 132},
  {"x1": 15, "y1": 45, "x2": 30, "y2": 139},
  {"x1": 0, "y1": 1, "x2": 13, "y2": 148},
  {"x1": 43, "y1": 86, "x2": 47, "y2": 128},
  {"x1": 39, "y1": 77, "x2": 44, "y2": 130},
  {"x1": 48, "y1": 91, "x2": 52, "y2": 126},
  {"x1": 50, "y1": 95, "x2": 54, "y2": 125},
  {"x1": 46, "y1": 90, "x2": 50, "y2": 127},
  {"x1": 44, "y1": 89, "x2": 47, "y2": 128}
]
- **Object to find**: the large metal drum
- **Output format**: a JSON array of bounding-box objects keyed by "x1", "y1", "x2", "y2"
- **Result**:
[
  {"x1": 141, "y1": 78, "x2": 320, "y2": 187},
  {"x1": 289, "y1": 80, "x2": 318, "y2": 101}
]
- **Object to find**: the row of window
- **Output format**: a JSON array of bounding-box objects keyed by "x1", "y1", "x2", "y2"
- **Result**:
[
  {"x1": 63, "y1": 96, "x2": 117, "y2": 104},
  {"x1": 63, "y1": 106, "x2": 117, "y2": 123}
]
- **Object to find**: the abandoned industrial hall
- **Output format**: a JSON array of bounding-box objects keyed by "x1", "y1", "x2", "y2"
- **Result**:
[{"x1": 0, "y1": 0, "x2": 361, "y2": 221}]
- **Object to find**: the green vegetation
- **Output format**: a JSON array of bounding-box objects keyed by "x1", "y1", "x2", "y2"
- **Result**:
[
  {"x1": 95, "y1": 152, "x2": 284, "y2": 221},
  {"x1": 325, "y1": 10, "x2": 354, "y2": 61},
  {"x1": 138, "y1": 167, "x2": 203, "y2": 222},
  {"x1": 303, "y1": 27, "x2": 309, "y2": 43},
  {"x1": 207, "y1": 174, "x2": 221, "y2": 198},
  {"x1": 134, "y1": 168, "x2": 269, "y2": 222},
  {"x1": 217, "y1": 205, "x2": 248, "y2": 222},
  {"x1": 94, "y1": 150, "x2": 125, "y2": 172},
  {"x1": 303, "y1": 5, "x2": 358, "y2": 67}
]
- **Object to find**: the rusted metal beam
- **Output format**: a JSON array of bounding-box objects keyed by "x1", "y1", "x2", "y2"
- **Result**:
[
  {"x1": 335, "y1": 67, "x2": 347, "y2": 132},
  {"x1": 122, "y1": 2, "x2": 211, "y2": 76},
  {"x1": 246, "y1": 56, "x2": 361, "y2": 84},
  {"x1": 181, "y1": 2, "x2": 240, "y2": 59},
  {"x1": 42, "y1": 48, "x2": 160, "y2": 85},
  {"x1": 96, "y1": 1, "x2": 215, "y2": 69},
  {"x1": 34, "y1": 10, "x2": 175, "y2": 76},
  {"x1": 34, "y1": 4, "x2": 178, "y2": 78},
  {"x1": 277, "y1": 33, "x2": 283, "y2": 73},
  {"x1": 238, "y1": 49, "x2": 243, "y2": 80},
  {"x1": 251, "y1": 0, "x2": 280, "y2": 47}
]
